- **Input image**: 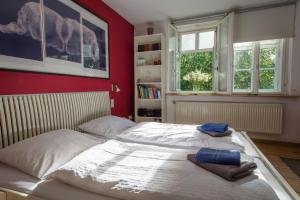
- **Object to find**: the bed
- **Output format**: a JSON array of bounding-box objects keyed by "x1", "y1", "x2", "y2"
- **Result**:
[{"x1": 0, "y1": 91, "x2": 298, "y2": 200}]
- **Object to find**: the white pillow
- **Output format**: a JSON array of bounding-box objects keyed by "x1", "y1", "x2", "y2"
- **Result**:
[
  {"x1": 79, "y1": 115, "x2": 136, "y2": 138},
  {"x1": 0, "y1": 129, "x2": 100, "y2": 179}
]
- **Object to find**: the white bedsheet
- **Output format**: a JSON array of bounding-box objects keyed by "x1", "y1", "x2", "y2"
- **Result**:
[
  {"x1": 0, "y1": 163, "x2": 117, "y2": 200},
  {"x1": 49, "y1": 140, "x2": 279, "y2": 200},
  {"x1": 117, "y1": 122, "x2": 245, "y2": 151},
  {"x1": 0, "y1": 122, "x2": 294, "y2": 200}
]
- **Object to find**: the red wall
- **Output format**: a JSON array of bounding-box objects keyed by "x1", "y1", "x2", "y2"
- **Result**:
[{"x1": 0, "y1": 0, "x2": 134, "y2": 118}]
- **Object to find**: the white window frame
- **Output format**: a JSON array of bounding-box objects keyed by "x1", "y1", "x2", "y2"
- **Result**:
[
  {"x1": 233, "y1": 39, "x2": 286, "y2": 94},
  {"x1": 176, "y1": 29, "x2": 217, "y2": 92},
  {"x1": 233, "y1": 42, "x2": 255, "y2": 93},
  {"x1": 179, "y1": 29, "x2": 216, "y2": 54}
]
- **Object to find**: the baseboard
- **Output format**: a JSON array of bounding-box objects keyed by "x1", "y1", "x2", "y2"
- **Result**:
[{"x1": 252, "y1": 138, "x2": 300, "y2": 146}]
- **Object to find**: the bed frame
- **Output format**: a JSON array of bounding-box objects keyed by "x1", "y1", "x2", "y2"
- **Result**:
[
  {"x1": 0, "y1": 91, "x2": 111, "y2": 200},
  {"x1": 241, "y1": 132, "x2": 300, "y2": 200},
  {"x1": 0, "y1": 91, "x2": 111, "y2": 149},
  {"x1": 0, "y1": 92, "x2": 299, "y2": 200}
]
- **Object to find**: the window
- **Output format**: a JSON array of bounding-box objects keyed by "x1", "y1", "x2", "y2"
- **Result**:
[
  {"x1": 169, "y1": 13, "x2": 290, "y2": 95},
  {"x1": 179, "y1": 30, "x2": 215, "y2": 92},
  {"x1": 233, "y1": 39, "x2": 283, "y2": 93},
  {"x1": 233, "y1": 42, "x2": 254, "y2": 92},
  {"x1": 181, "y1": 34, "x2": 196, "y2": 51}
]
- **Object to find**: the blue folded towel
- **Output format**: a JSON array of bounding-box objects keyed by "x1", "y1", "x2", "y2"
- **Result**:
[
  {"x1": 200, "y1": 123, "x2": 228, "y2": 133},
  {"x1": 195, "y1": 148, "x2": 241, "y2": 166},
  {"x1": 196, "y1": 126, "x2": 232, "y2": 137}
]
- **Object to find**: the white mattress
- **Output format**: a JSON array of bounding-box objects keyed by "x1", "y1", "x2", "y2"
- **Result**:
[
  {"x1": 0, "y1": 122, "x2": 295, "y2": 200},
  {"x1": 0, "y1": 163, "x2": 118, "y2": 200},
  {"x1": 117, "y1": 122, "x2": 246, "y2": 151},
  {"x1": 0, "y1": 148, "x2": 292, "y2": 200},
  {"x1": 116, "y1": 123, "x2": 294, "y2": 200}
]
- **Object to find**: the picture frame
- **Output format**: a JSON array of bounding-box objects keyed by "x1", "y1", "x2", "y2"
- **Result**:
[{"x1": 0, "y1": 0, "x2": 110, "y2": 79}]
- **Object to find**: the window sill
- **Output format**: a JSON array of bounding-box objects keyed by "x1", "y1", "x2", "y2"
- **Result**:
[{"x1": 166, "y1": 92, "x2": 299, "y2": 98}]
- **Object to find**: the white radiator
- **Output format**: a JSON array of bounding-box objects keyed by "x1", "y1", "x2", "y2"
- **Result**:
[{"x1": 175, "y1": 102, "x2": 283, "y2": 135}]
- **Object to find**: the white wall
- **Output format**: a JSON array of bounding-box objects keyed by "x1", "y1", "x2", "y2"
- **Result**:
[
  {"x1": 134, "y1": 3, "x2": 300, "y2": 143},
  {"x1": 291, "y1": 1, "x2": 300, "y2": 95}
]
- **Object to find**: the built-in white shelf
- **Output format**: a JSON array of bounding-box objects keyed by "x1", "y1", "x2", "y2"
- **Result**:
[
  {"x1": 137, "y1": 116, "x2": 162, "y2": 119},
  {"x1": 136, "y1": 50, "x2": 162, "y2": 55},
  {"x1": 134, "y1": 34, "x2": 165, "y2": 123},
  {"x1": 136, "y1": 65, "x2": 161, "y2": 68},
  {"x1": 136, "y1": 82, "x2": 161, "y2": 85},
  {"x1": 136, "y1": 116, "x2": 162, "y2": 123},
  {"x1": 137, "y1": 98, "x2": 161, "y2": 101}
]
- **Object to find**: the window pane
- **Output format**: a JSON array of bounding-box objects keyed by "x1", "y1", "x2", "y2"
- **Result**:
[
  {"x1": 259, "y1": 40, "x2": 279, "y2": 92},
  {"x1": 233, "y1": 42, "x2": 253, "y2": 92},
  {"x1": 234, "y1": 70, "x2": 252, "y2": 91},
  {"x1": 199, "y1": 31, "x2": 214, "y2": 49},
  {"x1": 259, "y1": 46, "x2": 276, "y2": 69},
  {"x1": 180, "y1": 52, "x2": 213, "y2": 91},
  {"x1": 234, "y1": 49, "x2": 252, "y2": 69},
  {"x1": 259, "y1": 69, "x2": 276, "y2": 90},
  {"x1": 181, "y1": 33, "x2": 195, "y2": 51},
  {"x1": 233, "y1": 40, "x2": 282, "y2": 93}
]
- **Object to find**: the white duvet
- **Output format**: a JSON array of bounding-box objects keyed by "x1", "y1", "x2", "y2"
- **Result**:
[
  {"x1": 117, "y1": 122, "x2": 245, "y2": 151},
  {"x1": 49, "y1": 140, "x2": 279, "y2": 200}
]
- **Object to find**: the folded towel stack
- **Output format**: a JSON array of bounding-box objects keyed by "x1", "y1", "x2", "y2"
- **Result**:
[
  {"x1": 201, "y1": 123, "x2": 228, "y2": 132},
  {"x1": 195, "y1": 148, "x2": 241, "y2": 166},
  {"x1": 188, "y1": 148, "x2": 257, "y2": 181},
  {"x1": 197, "y1": 123, "x2": 232, "y2": 137}
]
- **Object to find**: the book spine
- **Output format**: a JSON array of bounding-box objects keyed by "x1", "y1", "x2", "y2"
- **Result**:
[
  {"x1": 141, "y1": 86, "x2": 145, "y2": 98},
  {"x1": 146, "y1": 87, "x2": 149, "y2": 98},
  {"x1": 151, "y1": 88, "x2": 154, "y2": 99},
  {"x1": 155, "y1": 88, "x2": 158, "y2": 99},
  {"x1": 138, "y1": 86, "x2": 162, "y2": 99},
  {"x1": 138, "y1": 86, "x2": 141, "y2": 98}
]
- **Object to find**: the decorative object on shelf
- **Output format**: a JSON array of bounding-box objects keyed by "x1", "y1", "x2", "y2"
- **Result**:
[
  {"x1": 152, "y1": 43, "x2": 161, "y2": 51},
  {"x1": 143, "y1": 44, "x2": 152, "y2": 51},
  {"x1": 147, "y1": 22, "x2": 154, "y2": 35},
  {"x1": 0, "y1": 0, "x2": 109, "y2": 79},
  {"x1": 138, "y1": 45, "x2": 144, "y2": 52},
  {"x1": 137, "y1": 58, "x2": 146, "y2": 66},
  {"x1": 153, "y1": 58, "x2": 161, "y2": 65},
  {"x1": 137, "y1": 55, "x2": 161, "y2": 66},
  {"x1": 138, "y1": 108, "x2": 161, "y2": 117},
  {"x1": 137, "y1": 42, "x2": 161, "y2": 53}
]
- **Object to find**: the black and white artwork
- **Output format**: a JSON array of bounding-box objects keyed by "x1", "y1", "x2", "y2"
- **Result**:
[
  {"x1": 44, "y1": 0, "x2": 81, "y2": 63},
  {"x1": 83, "y1": 19, "x2": 107, "y2": 71},
  {"x1": 0, "y1": 0, "x2": 109, "y2": 79},
  {"x1": 0, "y1": 0, "x2": 43, "y2": 61}
]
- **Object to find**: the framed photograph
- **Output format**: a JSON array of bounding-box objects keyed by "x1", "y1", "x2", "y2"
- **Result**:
[
  {"x1": 44, "y1": 0, "x2": 82, "y2": 63},
  {"x1": 0, "y1": 0, "x2": 43, "y2": 61},
  {"x1": 0, "y1": 0, "x2": 110, "y2": 79},
  {"x1": 83, "y1": 19, "x2": 107, "y2": 71}
]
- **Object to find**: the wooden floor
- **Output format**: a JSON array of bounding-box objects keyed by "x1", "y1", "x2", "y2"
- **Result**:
[{"x1": 254, "y1": 140, "x2": 300, "y2": 197}]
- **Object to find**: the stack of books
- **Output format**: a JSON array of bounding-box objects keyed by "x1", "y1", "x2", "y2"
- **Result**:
[{"x1": 137, "y1": 85, "x2": 161, "y2": 99}]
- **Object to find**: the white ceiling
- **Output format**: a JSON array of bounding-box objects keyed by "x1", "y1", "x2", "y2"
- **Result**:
[{"x1": 102, "y1": 0, "x2": 290, "y2": 25}]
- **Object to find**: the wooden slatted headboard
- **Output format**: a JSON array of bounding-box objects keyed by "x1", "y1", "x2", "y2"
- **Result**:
[{"x1": 0, "y1": 91, "x2": 111, "y2": 148}]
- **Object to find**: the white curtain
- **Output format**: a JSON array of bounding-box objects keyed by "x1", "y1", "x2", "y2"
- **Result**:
[
  {"x1": 215, "y1": 12, "x2": 234, "y2": 93},
  {"x1": 235, "y1": 5, "x2": 295, "y2": 43},
  {"x1": 167, "y1": 23, "x2": 180, "y2": 91}
]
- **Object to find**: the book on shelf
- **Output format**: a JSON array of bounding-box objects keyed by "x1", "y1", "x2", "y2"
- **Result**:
[{"x1": 137, "y1": 85, "x2": 161, "y2": 99}]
